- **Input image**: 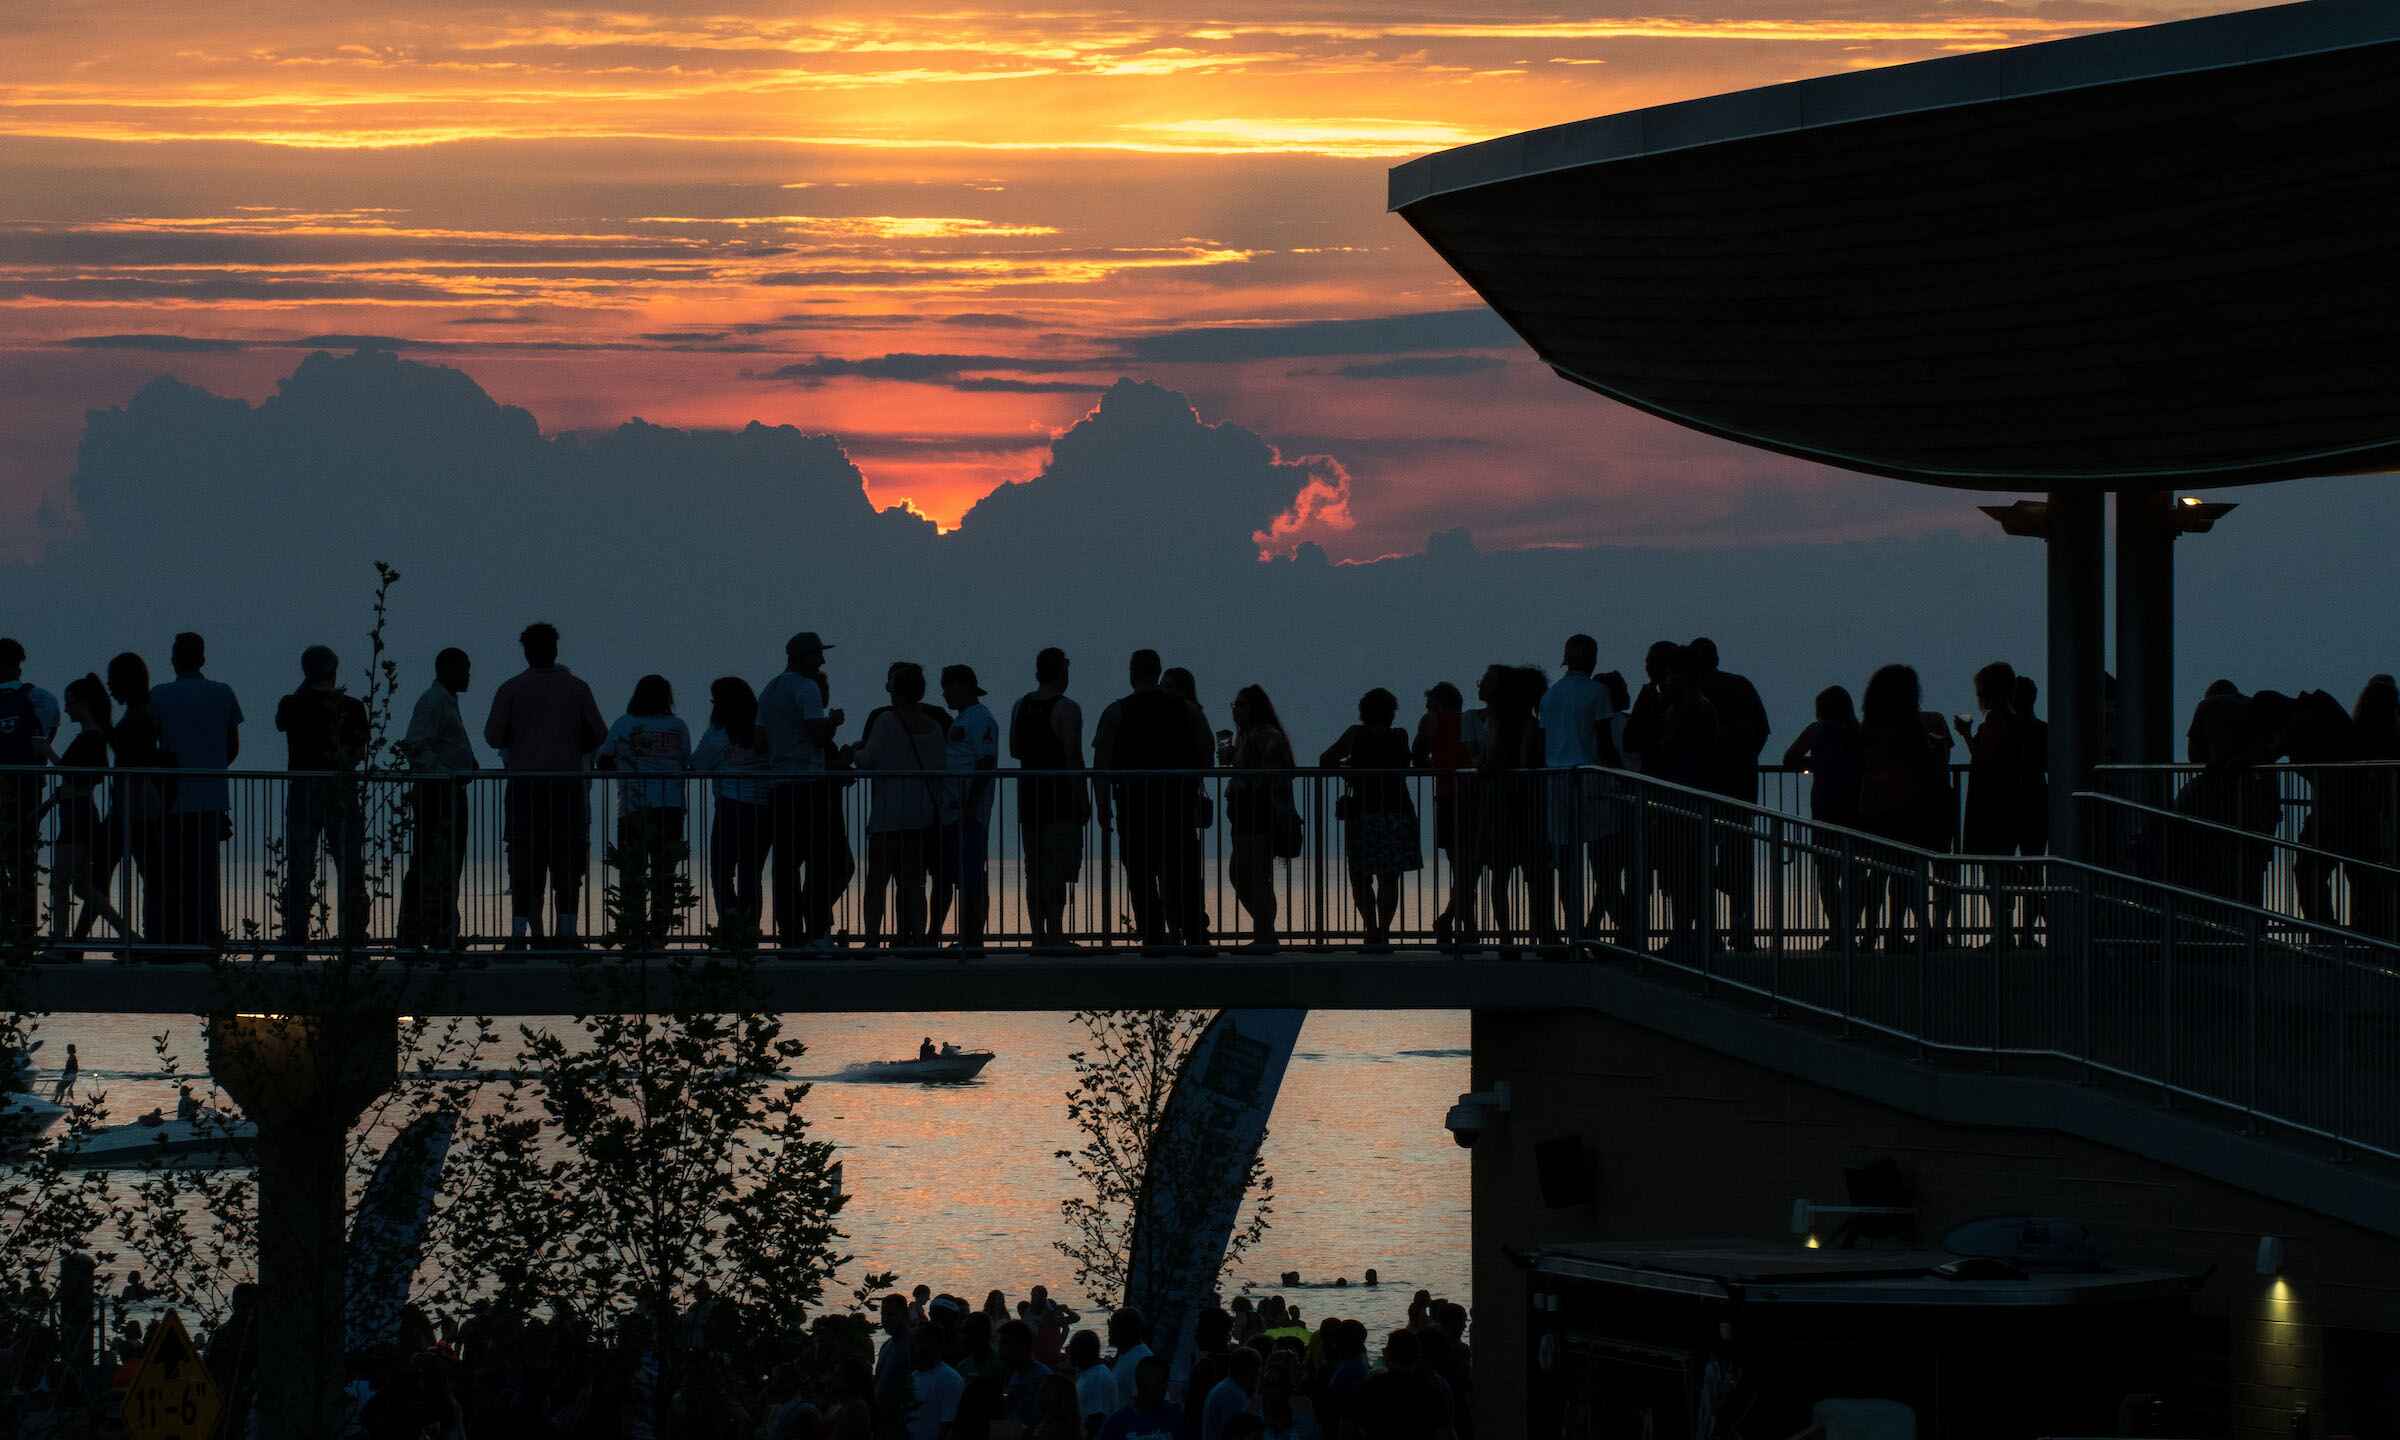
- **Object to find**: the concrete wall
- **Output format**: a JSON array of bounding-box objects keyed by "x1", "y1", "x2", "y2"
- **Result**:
[{"x1": 1470, "y1": 1007, "x2": 2400, "y2": 1439}]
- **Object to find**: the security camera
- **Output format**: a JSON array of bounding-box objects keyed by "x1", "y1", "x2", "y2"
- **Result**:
[{"x1": 1444, "y1": 1083, "x2": 1510, "y2": 1149}]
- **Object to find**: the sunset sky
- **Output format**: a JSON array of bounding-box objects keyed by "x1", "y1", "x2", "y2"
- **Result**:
[{"x1": 0, "y1": 0, "x2": 2263, "y2": 560}]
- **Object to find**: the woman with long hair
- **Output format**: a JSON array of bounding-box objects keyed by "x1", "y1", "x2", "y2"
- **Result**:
[
  {"x1": 104, "y1": 652, "x2": 165, "y2": 947},
  {"x1": 1221, "y1": 684, "x2": 1296, "y2": 953},
  {"x1": 1784, "y1": 684, "x2": 1865, "y2": 949},
  {"x1": 1857, "y1": 664, "x2": 1945, "y2": 950},
  {"x1": 693, "y1": 676, "x2": 769, "y2": 938},
  {"x1": 596, "y1": 674, "x2": 691, "y2": 945},
  {"x1": 42, "y1": 673, "x2": 129, "y2": 943}
]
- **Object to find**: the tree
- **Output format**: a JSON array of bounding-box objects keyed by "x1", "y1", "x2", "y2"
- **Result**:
[
  {"x1": 0, "y1": 1007, "x2": 117, "y2": 1335},
  {"x1": 1054, "y1": 1009, "x2": 1273, "y2": 1310},
  {"x1": 433, "y1": 957, "x2": 852, "y2": 1438}
]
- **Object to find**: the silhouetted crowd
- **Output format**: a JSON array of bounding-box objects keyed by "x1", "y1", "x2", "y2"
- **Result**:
[
  {"x1": 2, "y1": 623, "x2": 2393, "y2": 958},
  {"x1": 29, "y1": 1278, "x2": 1474, "y2": 1439}
]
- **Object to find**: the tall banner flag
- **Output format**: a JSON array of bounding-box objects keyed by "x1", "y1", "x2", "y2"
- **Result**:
[
  {"x1": 1123, "y1": 1008, "x2": 1306, "y2": 1392},
  {"x1": 345, "y1": 1108, "x2": 460, "y2": 1350}
]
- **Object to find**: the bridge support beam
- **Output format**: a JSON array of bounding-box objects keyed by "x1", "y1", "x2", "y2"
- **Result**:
[
  {"x1": 2047, "y1": 489, "x2": 2106, "y2": 858},
  {"x1": 2115, "y1": 487, "x2": 2177, "y2": 766},
  {"x1": 209, "y1": 1011, "x2": 398, "y2": 1440}
]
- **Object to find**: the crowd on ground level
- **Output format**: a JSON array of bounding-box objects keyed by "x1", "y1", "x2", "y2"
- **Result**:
[
  {"x1": 3, "y1": 1274, "x2": 1475, "y2": 1440},
  {"x1": 2, "y1": 624, "x2": 2393, "y2": 960}
]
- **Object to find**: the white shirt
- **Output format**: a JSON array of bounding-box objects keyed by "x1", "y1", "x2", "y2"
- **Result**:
[
  {"x1": 943, "y1": 701, "x2": 1000, "y2": 825},
  {"x1": 906, "y1": 1362, "x2": 964, "y2": 1440},
  {"x1": 1110, "y1": 1342, "x2": 1153, "y2": 1400},
  {"x1": 858, "y1": 706, "x2": 945, "y2": 833},
  {"x1": 598, "y1": 714, "x2": 692, "y2": 810},
  {"x1": 1076, "y1": 1363, "x2": 1118, "y2": 1419},
  {"x1": 401, "y1": 683, "x2": 476, "y2": 773},
  {"x1": 759, "y1": 671, "x2": 827, "y2": 773},
  {"x1": 1540, "y1": 672, "x2": 1614, "y2": 768}
]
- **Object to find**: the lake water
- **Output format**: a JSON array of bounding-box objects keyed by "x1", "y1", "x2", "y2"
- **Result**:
[{"x1": 31, "y1": 1008, "x2": 1472, "y2": 1335}]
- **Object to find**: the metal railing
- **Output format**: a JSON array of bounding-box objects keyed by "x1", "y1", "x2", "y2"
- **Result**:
[
  {"x1": 2081, "y1": 789, "x2": 2400, "y2": 940},
  {"x1": 1579, "y1": 768, "x2": 2400, "y2": 1164},
  {"x1": 2088, "y1": 761, "x2": 2400, "y2": 938},
  {"x1": 0, "y1": 761, "x2": 2391, "y2": 1159}
]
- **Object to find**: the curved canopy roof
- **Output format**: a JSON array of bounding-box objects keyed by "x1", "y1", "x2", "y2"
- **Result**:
[{"x1": 1392, "y1": 1, "x2": 2400, "y2": 491}]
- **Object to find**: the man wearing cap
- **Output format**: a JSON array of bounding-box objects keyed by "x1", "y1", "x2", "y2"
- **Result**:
[
  {"x1": 761, "y1": 632, "x2": 852, "y2": 949},
  {"x1": 934, "y1": 664, "x2": 998, "y2": 954}
]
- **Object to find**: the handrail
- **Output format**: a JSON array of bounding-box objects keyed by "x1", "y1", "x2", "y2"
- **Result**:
[
  {"x1": 1606, "y1": 765, "x2": 2400, "y2": 963},
  {"x1": 0, "y1": 761, "x2": 2388, "y2": 1161},
  {"x1": 2078, "y1": 789, "x2": 2400, "y2": 883}
]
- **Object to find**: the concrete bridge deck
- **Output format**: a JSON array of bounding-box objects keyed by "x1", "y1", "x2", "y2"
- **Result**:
[{"x1": 6, "y1": 948, "x2": 1582, "y2": 1016}]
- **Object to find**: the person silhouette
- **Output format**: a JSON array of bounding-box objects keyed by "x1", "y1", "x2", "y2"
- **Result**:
[
  {"x1": 597, "y1": 674, "x2": 692, "y2": 945},
  {"x1": 50, "y1": 1043, "x2": 77, "y2": 1104},
  {"x1": 854, "y1": 662, "x2": 947, "y2": 949},
  {"x1": 1222, "y1": 685, "x2": 1296, "y2": 954},
  {"x1": 1538, "y1": 634, "x2": 1619, "y2": 946},
  {"x1": 932, "y1": 664, "x2": 1000, "y2": 955},
  {"x1": 483, "y1": 623, "x2": 605, "y2": 949},
  {"x1": 275, "y1": 645, "x2": 371, "y2": 947},
  {"x1": 1009, "y1": 648, "x2": 1091, "y2": 953},
  {"x1": 693, "y1": 676, "x2": 771, "y2": 940},
  {"x1": 1320, "y1": 688, "x2": 1420, "y2": 952},
  {"x1": 38, "y1": 674, "x2": 128, "y2": 948},
  {"x1": 1688, "y1": 638, "x2": 1769, "y2": 952},
  {"x1": 760, "y1": 631, "x2": 852, "y2": 951},
  {"x1": 103, "y1": 653, "x2": 166, "y2": 954},
  {"x1": 1413, "y1": 681, "x2": 1469, "y2": 945},
  {"x1": 1783, "y1": 685, "x2": 1865, "y2": 950},
  {"x1": 1098, "y1": 650, "x2": 1207, "y2": 951},
  {"x1": 1957, "y1": 662, "x2": 2028, "y2": 949},
  {"x1": 397, "y1": 648, "x2": 476, "y2": 949},
  {"x1": 147, "y1": 633, "x2": 242, "y2": 950},
  {"x1": 1857, "y1": 664, "x2": 1945, "y2": 951},
  {"x1": 1647, "y1": 649, "x2": 1720, "y2": 950},
  {"x1": 1158, "y1": 666, "x2": 1216, "y2": 951}
]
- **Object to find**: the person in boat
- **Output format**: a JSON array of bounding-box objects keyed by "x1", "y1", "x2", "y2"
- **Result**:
[
  {"x1": 176, "y1": 1085, "x2": 201, "y2": 1123},
  {"x1": 50, "y1": 1043, "x2": 77, "y2": 1104},
  {"x1": 919, "y1": 1037, "x2": 937, "y2": 1061}
]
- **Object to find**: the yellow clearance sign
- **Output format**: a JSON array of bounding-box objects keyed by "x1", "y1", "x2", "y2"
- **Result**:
[{"x1": 122, "y1": 1311, "x2": 222, "y2": 1440}]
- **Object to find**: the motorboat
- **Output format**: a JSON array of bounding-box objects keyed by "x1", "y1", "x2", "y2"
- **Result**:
[
  {"x1": 0, "y1": 1042, "x2": 66, "y2": 1155},
  {"x1": 58, "y1": 1112, "x2": 258, "y2": 1171},
  {"x1": 836, "y1": 1049, "x2": 995, "y2": 1084}
]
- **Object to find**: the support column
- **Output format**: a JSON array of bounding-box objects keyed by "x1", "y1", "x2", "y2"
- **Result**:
[
  {"x1": 2115, "y1": 487, "x2": 2177, "y2": 766},
  {"x1": 209, "y1": 1011, "x2": 398, "y2": 1440},
  {"x1": 2047, "y1": 490, "x2": 2106, "y2": 859}
]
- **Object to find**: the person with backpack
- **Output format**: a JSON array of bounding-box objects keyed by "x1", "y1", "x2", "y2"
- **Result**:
[
  {"x1": 1009, "y1": 648, "x2": 1092, "y2": 954},
  {"x1": 0, "y1": 639, "x2": 59, "y2": 952},
  {"x1": 274, "y1": 645, "x2": 372, "y2": 946}
]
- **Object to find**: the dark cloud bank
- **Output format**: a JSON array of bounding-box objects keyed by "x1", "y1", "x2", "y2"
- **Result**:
[{"x1": 6, "y1": 349, "x2": 2394, "y2": 758}]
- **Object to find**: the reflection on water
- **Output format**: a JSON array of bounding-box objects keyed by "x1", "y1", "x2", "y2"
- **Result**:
[{"x1": 32, "y1": 1009, "x2": 1471, "y2": 1335}]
